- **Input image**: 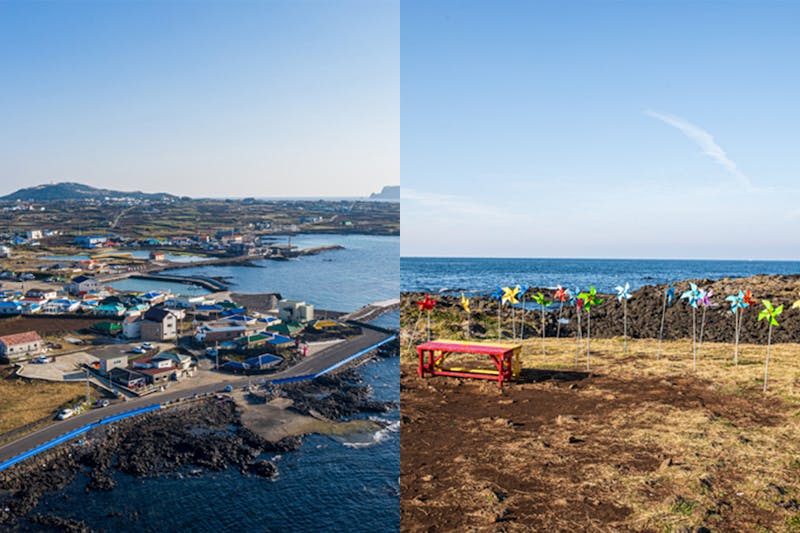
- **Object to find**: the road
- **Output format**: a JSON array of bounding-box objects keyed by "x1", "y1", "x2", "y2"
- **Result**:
[{"x1": 0, "y1": 328, "x2": 395, "y2": 466}]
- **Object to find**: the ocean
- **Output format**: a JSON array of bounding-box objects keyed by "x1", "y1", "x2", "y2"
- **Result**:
[
  {"x1": 20, "y1": 236, "x2": 399, "y2": 533},
  {"x1": 401, "y1": 257, "x2": 800, "y2": 295}
]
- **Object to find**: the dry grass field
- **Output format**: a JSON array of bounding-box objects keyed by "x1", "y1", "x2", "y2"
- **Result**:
[
  {"x1": 0, "y1": 370, "x2": 85, "y2": 438},
  {"x1": 401, "y1": 335, "x2": 800, "y2": 532}
]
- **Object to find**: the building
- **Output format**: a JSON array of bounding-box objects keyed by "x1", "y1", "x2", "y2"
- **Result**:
[
  {"x1": 278, "y1": 300, "x2": 314, "y2": 323},
  {"x1": 40, "y1": 299, "x2": 80, "y2": 314},
  {"x1": 141, "y1": 307, "x2": 177, "y2": 341},
  {"x1": 154, "y1": 352, "x2": 192, "y2": 371},
  {"x1": 69, "y1": 275, "x2": 99, "y2": 294},
  {"x1": 109, "y1": 367, "x2": 146, "y2": 390},
  {"x1": 100, "y1": 354, "x2": 128, "y2": 374},
  {"x1": 94, "y1": 303, "x2": 126, "y2": 317},
  {"x1": 122, "y1": 314, "x2": 142, "y2": 339},
  {"x1": 0, "y1": 246, "x2": 11, "y2": 258},
  {"x1": 24, "y1": 289, "x2": 58, "y2": 301},
  {"x1": 0, "y1": 331, "x2": 43, "y2": 362},
  {"x1": 26, "y1": 230, "x2": 43, "y2": 240},
  {"x1": 194, "y1": 325, "x2": 247, "y2": 345},
  {"x1": 75, "y1": 235, "x2": 107, "y2": 249},
  {"x1": 0, "y1": 301, "x2": 22, "y2": 315},
  {"x1": 138, "y1": 366, "x2": 174, "y2": 386}
]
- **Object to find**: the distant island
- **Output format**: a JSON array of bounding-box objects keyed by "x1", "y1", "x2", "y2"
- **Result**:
[
  {"x1": 0, "y1": 182, "x2": 179, "y2": 203},
  {"x1": 369, "y1": 185, "x2": 400, "y2": 201}
]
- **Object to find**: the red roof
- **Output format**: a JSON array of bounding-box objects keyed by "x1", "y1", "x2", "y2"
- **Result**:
[
  {"x1": 138, "y1": 366, "x2": 174, "y2": 375},
  {"x1": 0, "y1": 331, "x2": 43, "y2": 347}
]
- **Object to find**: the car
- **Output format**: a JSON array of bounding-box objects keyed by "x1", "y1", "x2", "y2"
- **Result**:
[
  {"x1": 222, "y1": 385, "x2": 233, "y2": 393},
  {"x1": 131, "y1": 347, "x2": 145, "y2": 354},
  {"x1": 95, "y1": 399, "x2": 110, "y2": 408},
  {"x1": 57, "y1": 408, "x2": 75, "y2": 420},
  {"x1": 141, "y1": 343, "x2": 154, "y2": 350}
]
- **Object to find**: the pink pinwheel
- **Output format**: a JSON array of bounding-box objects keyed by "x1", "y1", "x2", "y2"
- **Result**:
[{"x1": 415, "y1": 294, "x2": 437, "y2": 342}]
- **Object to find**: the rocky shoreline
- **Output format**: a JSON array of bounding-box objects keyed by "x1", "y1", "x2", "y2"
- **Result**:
[
  {"x1": 403, "y1": 274, "x2": 800, "y2": 344},
  {"x1": 0, "y1": 367, "x2": 396, "y2": 531}
]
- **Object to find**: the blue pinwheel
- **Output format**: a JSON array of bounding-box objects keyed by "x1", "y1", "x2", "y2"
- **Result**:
[
  {"x1": 681, "y1": 283, "x2": 702, "y2": 370},
  {"x1": 658, "y1": 284, "x2": 676, "y2": 359},
  {"x1": 615, "y1": 283, "x2": 632, "y2": 354},
  {"x1": 725, "y1": 290, "x2": 749, "y2": 364}
]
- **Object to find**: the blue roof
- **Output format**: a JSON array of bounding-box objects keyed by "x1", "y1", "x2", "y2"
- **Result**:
[
  {"x1": 196, "y1": 304, "x2": 222, "y2": 311},
  {"x1": 267, "y1": 334, "x2": 293, "y2": 345},
  {"x1": 244, "y1": 354, "x2": 282, "y2": 367},
  {"x1": 221, "y1": 307, "x2": 247, "y2": 316}
]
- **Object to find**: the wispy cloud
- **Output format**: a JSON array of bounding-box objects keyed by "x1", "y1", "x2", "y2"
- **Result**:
[{"x1": 645, "y1": 110, "x2": 751, "y2": 188}]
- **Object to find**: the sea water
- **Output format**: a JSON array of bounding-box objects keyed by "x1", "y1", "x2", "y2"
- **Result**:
[
  {"x1": 402, "y1": 257, "x2": 800, "y2": 294},
  {"x1": 20, "y1": 237, "x2": 400, "y2": 533}
]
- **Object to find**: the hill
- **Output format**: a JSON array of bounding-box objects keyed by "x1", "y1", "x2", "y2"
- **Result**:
[
  {"x1": 0, "y1": 182, "x2": 180, "y2": 202},
  {"x1": 368, "y1": 185, "x2": 400, "y2": 200}
]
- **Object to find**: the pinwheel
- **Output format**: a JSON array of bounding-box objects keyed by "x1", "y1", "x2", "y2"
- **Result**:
[
  {"x1": 680, "y1": 283, "x2": 701, "y2": 370},
  {"x1": 515, "y1": 285, "x2": 530, "y2": 341},
  {"x1": 697, "y1": 289, "x2": 714, "y2": 351},
  {"x1": 554, "y1": 285, "x2": 569, "y2": 340},
  {"x1": 570, "y1": 287, "x2": 583, "y2": 366},
  {"x1": 491, "y1": 286, "x2": 504, "y2": 340},
  {"x1": 415, "y1": 294, "x2": 437, "y2": 342},
  {"x1": 758, "y1": 299, "x2": 783, "y2": 393},
  {"x1": 460, "y1": 293, "x2": 471, "y2": 338},
  {"x1": 725, "y1": 290, "x2": 749, "y2": 365},
  {"x1": 792, "y1": 290, "x2": 800, "y2": 311},
  {"x1": 615, "y1": 282, "x2": 632, "y2": 354},
  {"x1": 657, "y1": 284, "x2": 676, "y2": 360},
  {"x1": 502, "y1": 285, "x2": 521, "y2": 341},
  {"x1": 578, "y1": 286, "x2": 603, "y2": 369},
  {"x1": 531, "y1": 292, "x2": 552, "y2": 356}
]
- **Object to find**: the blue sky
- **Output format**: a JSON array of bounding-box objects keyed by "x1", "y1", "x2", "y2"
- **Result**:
[
  {"x1": 401, "y1": 1, "x2": 800, "y2": 260},
  {"x1": 0, "y1": 0, "x2": 398, "y2": 198}
]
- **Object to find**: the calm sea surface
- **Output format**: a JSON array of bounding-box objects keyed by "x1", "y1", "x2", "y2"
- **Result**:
[
  {"x1": 20, "y1": 236, "x2": 399, "y2": 533},
  {"x1": 401, "y1": 257, "x2": 800, "y2": 294}
]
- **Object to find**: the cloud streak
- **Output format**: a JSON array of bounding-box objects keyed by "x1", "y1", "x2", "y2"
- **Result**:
[{"x1": 645, "y1": 110, "x2": 751, "y2": 188}]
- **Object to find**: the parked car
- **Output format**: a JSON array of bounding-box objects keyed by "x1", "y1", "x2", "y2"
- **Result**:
[
  {"x1": 141, "y1": 342, "x2": 154, "y2": 350},
  {"x1": 222, "y1": 385, "x2": 233, "y2": 393},
  {"x1": 57, "y1": 408, "x2": 75, "y2": 420},
  {"x1": 131, "y1": 347, "x2": 145, "y2": 354},
  {"x1": 95, "y1": 399, "x2": 110, "y2": 408}
]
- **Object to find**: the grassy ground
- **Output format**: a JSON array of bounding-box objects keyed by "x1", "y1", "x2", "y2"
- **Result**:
[
  {"x1": 400, "y1": 331, "x2": 800, "y2": 531},
  {"x1": 0, "y1": 370, "x2": 86, "y2": 437}
]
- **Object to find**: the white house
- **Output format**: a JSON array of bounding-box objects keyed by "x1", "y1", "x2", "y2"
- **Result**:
[
  {"x1": 26, "y1": 230, "x2": 43, "y2": 240},
  {"x1": 278, "y1": 299, "x2": 314, "y2": 323},
  {"x1": 141, "y1": 307, "x2": 177, "y2": 341},
  {"x1": 122, "y1": 314, "x2": 142, "y2": 339},
  {"x1": 69, "y1": 275, "x2": 100, "y2": 294},
  {"x1": 0, "y1": 331, "x2": 43, "y2": 362}
]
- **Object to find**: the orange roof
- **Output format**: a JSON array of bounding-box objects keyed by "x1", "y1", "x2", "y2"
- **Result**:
[{"x1": 0, "y1": 331, "x2": 43, "y2": 346}]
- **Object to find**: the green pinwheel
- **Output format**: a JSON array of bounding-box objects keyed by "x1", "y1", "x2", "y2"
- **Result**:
[
  {"x1": 758, "y1": 299, "x2": 783, "y2": 393},
  {"x1": 531, "y1": 291, "x2": 552, "y2": 357},
  {"x1": 578, "y1": 286, "x2": 603, "y2": 370}
]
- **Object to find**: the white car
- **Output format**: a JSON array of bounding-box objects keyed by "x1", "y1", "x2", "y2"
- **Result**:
[
  {"x1": 141, "y1": 343, "x2": 154, "y2": 350},
  {"x1": 57, "y1": 408, "x2": 75, "y2": 420},
  {"x1": 131, "y1": 347, "x2": 145, "y2": 354}
]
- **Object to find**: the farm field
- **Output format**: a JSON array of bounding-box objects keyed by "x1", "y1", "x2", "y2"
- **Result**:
[{"x1": 400, "y1": 337, "x2": 800, "y2": 532}]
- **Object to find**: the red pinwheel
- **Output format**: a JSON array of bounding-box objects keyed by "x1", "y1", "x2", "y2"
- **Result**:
[
  {"x1": 554, "y1": 286, "x2": 568, "y2": 303},
  {"x1": 743, "y1": 290, "x2": 755, "y2": 307},
  {"x1": 554, "y1": 285, "x2": 569, "y2": 340},
  {"x1": 415, "y1": 294, "x2": 437, "y2": 311}
]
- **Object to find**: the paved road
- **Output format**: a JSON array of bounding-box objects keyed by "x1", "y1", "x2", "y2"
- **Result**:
[{"x1": 0, "y1": 328, "x2": 395, "y2": 466}]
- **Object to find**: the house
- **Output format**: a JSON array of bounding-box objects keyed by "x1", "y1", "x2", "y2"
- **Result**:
[
  {"x1": 149, "y1": 251, "x2": 166, "y2": 261},
  {"x1": 267, "y1": 322, "x2": 303, "y2": 336},
  {"x1": 0, "y1": 301, "x2": 22, "y2": 315},
  {"x1": 153, "y1": 352, "x2": 192, "y2": 371},
  {"x1": 26, "y1": 230, "x2": 43, "y2": 240},
  {"x1": 132, "y1": 356, "x2": 173, "y2": 370},
  {"x1": 0, "y1": 331, "x2": 43, "y2": 363},
  {"x1": 94, "y1": 303, "x2": 126, "y2": 317},
  {"x1": 141, "y1": 307, "x2": 177, "y2": 341},
  {"x1": 100, "y1": 354, "x2": 128, "y2": 374},
  {"x1": 40, "y1": 299, "x2": 80, "y2": 314},
  {"x1": 122, "y1": 314, "x2": 142, "y2": 339},
  {"x1": 235, "y1": 334, "x2": 271, "y2": 350},
  {"x1": 278, "y1": 300, "x2": 314, "y2": 323},
  {"x1": 138, "y1": 291, "x2": 166, "y2": 306},
  {"x1": 24, "y1": 289, "x2": 57, "y2": 301},
  {"x1": 138, "y1": 366, "x2": 174, "y2": 386},
  {"x1": 109, "y1": 367, "x2": 146, "y2": 390},
  {"x1": 93, "y1": 321, "x2": 122, "y2": 336},
  {"x1": 75, "y1": 235, "x2": 107, "y2": 249},
  {"x1": 194, "y1": 325, "x2": 247, "y2": 345},
  {"x1": 69, "y1": 275, "x2": 99, "y2": 294}
]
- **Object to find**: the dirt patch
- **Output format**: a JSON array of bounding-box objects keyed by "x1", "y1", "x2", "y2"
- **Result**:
[
  {"x1": 400, "y1": 361, "x2": 800, "y2": 532},
  {"x1": 0, "y1": 316, "x2": 101, "y2": 338}
]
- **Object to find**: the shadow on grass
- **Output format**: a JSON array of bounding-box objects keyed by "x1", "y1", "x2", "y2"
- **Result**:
[{"x1": 517, "y1": 368, "x2": 590, "y2": 384}]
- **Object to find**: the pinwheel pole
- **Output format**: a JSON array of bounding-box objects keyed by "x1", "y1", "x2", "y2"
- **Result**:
[
  {"x1": 554, "y1": 286, "x2": 568, "y2": 340},
  {"x1": 657, "y1": 288, "x2": 669, "y2": 360},
  {"x1": 615, "y1": 283, "x2": 631, "y2": 355},
  {"x1": 517, "y1": 285, "x2": 529, "y2": 342},
  {"x1": 697, "y1": 290, "x2": 713, "y2": 356},
  {"x1": 758, "y1": 300, "x2": 783, "y2": 393},
  {"x1": 460, "y1": 293, "x2": 471, "y2": 339},
  {"x1": 574, "y1": 299, "x2": 583, "y2": 367},
  {"x1": 681, "y1": 284, "x2": 700, "y2": 371},
  {"x1": 579, "y1": 287, "x2": 602, "y2": 370},
  {"x1": 532, "y1": 292, "x2": 551, "y2": 357}
]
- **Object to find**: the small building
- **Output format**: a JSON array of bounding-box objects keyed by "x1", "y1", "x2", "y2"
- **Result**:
[
  {"x1": 277, "y1": 300, "x2": 314, "y2": 323},
  {"x1": 141, "y1": 307, "x2": 177, "y2": 341},
  {"x1": 93, "y1": 321, "x2": 122, "y2": 336},
  {"x1": 194, "y1": 325, "x2": 247, "y2": 345},
  {"x1": 26, "y1": 230, "x2": 43, "y2": 240},
  {"x1": 94, "y1": 303, "x2": 127, "y2": 317},
  {"x1": 0, "y1": 301, "x2": 22, "y2": 315},
  {"x1": 69, "y1": 275, "x2": 100, "y2": 294},
  {"x1": 109, "y1": 367, "x2": 146, "y2": 390},
  {"x1": 40, "y1": 299, "x2": 80, "y2": 314},
  {"x1": 0, "y1": 331, "x2": 43, "y2": 363},
  {"x1": 153, "y1": 352, "x2": 192, "y2": 371},
  {"x1": 75, "y1": 235, "x2": 107, "y2": 249},
  {"x1": 149, "y1": 251, "x2": 166, "y2": 261},
  {"x1": 138, "y1": 366, "x2": 174, "y2": 386},
  {"x1": 122, "y1": 314, "x2": 142, "y2": 339},
  {"x1": 25, "y1": 289, "x2": 57, "y2": 301},
  {"x1": 100, "y1": 354, "x2": 129, "y2": 374}
]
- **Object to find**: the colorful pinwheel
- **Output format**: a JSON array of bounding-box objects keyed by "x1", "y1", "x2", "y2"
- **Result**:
[
  {"x1": 415, "y1": 294, "x2": 437, "y2": 342},
  {"x1": 554, "y1": 285, "x2": 569, "y2": 340},
  {"x1": 615, "y1": 283, "x2": 632, "y2": 354},
  {"x1": 743, "y1": 290, "x2": 755, "y2": 307},
  {"x1": 532, "y1": 292, "x2": 552, "y2": 356},
  {"x1": 758, "y1": 299, "x2": 783, "y2": 393},
  {"x1": 681, "y1": 283, "x2": 702, "y2": 370},
  {"x1": 460, "y1": 293, "x2": 471, "y2": 338},
  {"x1": 725, "y1": 291, "x2": 747, "y2": 364},
  {"x1": 502, "y1": 285, "x2": 521, "y2": 341},
  {"x1": 578, "y1": 286, "x2": 603, "y2": 369},
  {"x1": 658, "y1": 284, "x2": 676, "y2": 360},
  {"x1": 697, "y1": 289, "x2": 714, "y2": 353}
]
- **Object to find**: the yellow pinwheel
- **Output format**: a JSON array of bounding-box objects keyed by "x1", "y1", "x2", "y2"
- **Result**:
[
  {"x1": 792, "y1": 290, "x2": 800, "y2": 310},
  {"x1": 501, "y1": 286, "x2": 520, "y2": 305},
  {"x1": 460, "y1": 293, "x2": 471, "y2": 313}
]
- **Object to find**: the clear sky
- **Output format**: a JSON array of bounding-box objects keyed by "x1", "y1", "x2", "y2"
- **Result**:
[
  {"x1": 401, "y1": 1, "x2": 800, "y2": 260},
  {"x1": 0, "y1": 0, "x2": 398, "y2": 198}
]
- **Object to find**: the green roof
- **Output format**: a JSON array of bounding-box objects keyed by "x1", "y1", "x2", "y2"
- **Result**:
[{"x1": 266, "y1": 322, "x2": 303, "y2": 335}]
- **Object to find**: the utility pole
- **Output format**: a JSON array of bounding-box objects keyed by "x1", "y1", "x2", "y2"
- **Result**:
[{"x1": 84, "y1": 368, "x2": 90, "y2": 405}]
